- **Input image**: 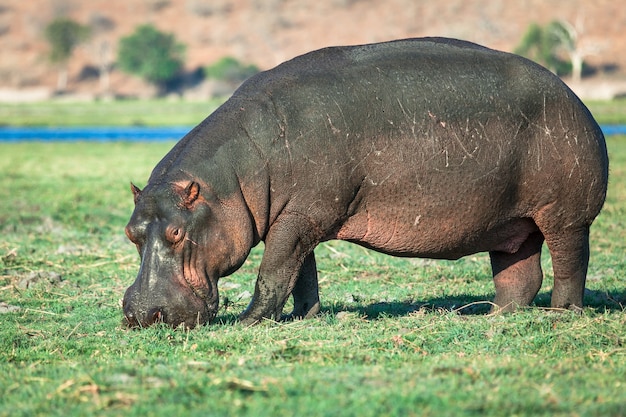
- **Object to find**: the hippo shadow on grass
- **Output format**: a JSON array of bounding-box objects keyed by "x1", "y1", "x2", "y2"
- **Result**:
[
  {"x1": 210, "y1": 289, "x2": 625, "y2": 326},
  {"x1": 321, "y1": 288, "x2": 626, "y2": 321}
]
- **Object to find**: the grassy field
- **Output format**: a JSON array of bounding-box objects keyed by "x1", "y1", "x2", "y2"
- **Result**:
[
  {"x1": 0, "y1": 132, "x2": 625, "y2": 414},
  {"x1": 0, "y1": 99, "x2": 222, "y2": 127},
  {"x1": 1, "y1": 97, "x2": 626, "y2": 126}
]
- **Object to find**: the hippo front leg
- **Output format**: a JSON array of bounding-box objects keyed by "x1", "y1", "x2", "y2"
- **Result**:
[{"x1": 239, "y1": 214, "x2": 320, "y2": 325}]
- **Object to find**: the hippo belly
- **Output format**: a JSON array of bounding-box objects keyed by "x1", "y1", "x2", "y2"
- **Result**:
[{"x1": 335, "y1": 203, "x2": 540, "y2": 260}]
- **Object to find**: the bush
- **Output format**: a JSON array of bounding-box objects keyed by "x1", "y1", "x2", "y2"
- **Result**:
[
  {"x1": 205, "y1": 57, "x2": 259, "y2": 84},
  {"x1": 117, "y1": 24, "x2": 185, "y2": 91},
  {"x1": 44, "y1": 18, "x2": 91, "y2": 64},
  {"x1": 44, "y1": 18, "x2": 90, "y2": 91},
  {"x1": 514, "y1": 22, "x2": 572, "y2": 76}
]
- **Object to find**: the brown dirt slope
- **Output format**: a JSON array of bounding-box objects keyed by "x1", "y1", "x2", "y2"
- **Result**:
[{"x1": 0, "y1": 0, "x2": 624, "y2": 98}]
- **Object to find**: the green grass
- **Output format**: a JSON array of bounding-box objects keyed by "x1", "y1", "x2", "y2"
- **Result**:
[
  {"x1": 0, "y1": 136, "x2": 625, "y2": 416},
  {"x1": 0, "y1": 99, "x2": 223, "y2": 127},
  {"x1": 586, "y1": 99, "x2": 626, "y2": 125},
  {"x1": 1, "y1": 97, "x2": 626, "y2": 126}
]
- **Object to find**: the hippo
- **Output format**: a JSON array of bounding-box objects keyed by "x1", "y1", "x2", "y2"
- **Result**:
[{"x1": 123, "y1": 37, "x2": 608, "y2": 329}]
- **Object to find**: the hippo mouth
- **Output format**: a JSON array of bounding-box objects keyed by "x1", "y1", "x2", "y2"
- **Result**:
[
  {"x1": 122, "y1": 270, "x2": 219, "y2": 330},
  {"x1": 123, "y1": 292, "x2": 217, "y2": 329},
  {"x1": 123, "y1": 303, "x2": 213, "y2": 329}
]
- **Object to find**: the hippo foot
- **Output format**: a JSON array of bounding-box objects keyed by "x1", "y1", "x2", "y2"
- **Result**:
[
  {"x1": 567, "y1": 304, "x2": 584, "y2": 314},
  {"x1": 282, "y1": 300, "x2": 321, "y2": 322}
]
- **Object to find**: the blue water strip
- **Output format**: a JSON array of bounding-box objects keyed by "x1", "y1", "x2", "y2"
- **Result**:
[
  {"x1": 0, "y1": 126, "x2": 193, "y2": 142},
  {"x1": 0, "y1": 125, "x2": 624, "y2": 142}
]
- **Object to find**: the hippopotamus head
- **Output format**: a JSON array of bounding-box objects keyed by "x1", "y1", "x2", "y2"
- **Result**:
[{"x1": 122, "y1": 179, "x2": 252, "y2": 329}]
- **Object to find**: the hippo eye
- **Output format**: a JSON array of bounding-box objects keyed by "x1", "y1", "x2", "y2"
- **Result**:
[{"x1": 165, "y1": 225, "x2": 184, "y2": 244}]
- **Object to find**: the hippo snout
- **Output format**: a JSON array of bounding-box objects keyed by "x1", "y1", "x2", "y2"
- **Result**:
[
  {"x1": 123, "y1": 302, "x2": 167, "y2": 328},
  {"x1": 121, "y1": 288, "x2": 163, "y2": 328},
  {"x1": 122, "y1": 285, "x2": 216, "y2": 329},
  {"x1": 123, "y1": 300, "x2": 212, "y2": 329}
]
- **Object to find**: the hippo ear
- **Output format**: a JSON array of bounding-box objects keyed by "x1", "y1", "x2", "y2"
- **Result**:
[
  {"x1": 179, "y1": 181, "x2": 200, "y2": 208},
  {"x1": 130, "y1": 182, "x2": 142, "y2": 204}
]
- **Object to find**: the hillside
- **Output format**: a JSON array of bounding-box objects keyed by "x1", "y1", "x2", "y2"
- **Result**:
[{"x1": 1, "y1": 0, "x2": 625, "y2": 101}]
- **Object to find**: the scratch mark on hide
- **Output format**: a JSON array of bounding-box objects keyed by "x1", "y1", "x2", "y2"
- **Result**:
[
  {"x1": 277, "y1": 121, "x2": 295, "y2": 186},
  {"x1": 373, "y1": 173, "x2": 393, "y2": 186},
  {"x1": 333, "y1": 99, "x2": 349, "y2": 132},
  {"x1": 558, "y1": 110, "x2": 567, "y2": 134},
  {"x1": 306, "y1": 199, "x2": 323, "y2": 214},
  {"x1": 586, "y1": 178, "x2": 597, "y2": 216},
  {"x1": 363, "y1": 207, "x2": 373, "y2": 241},
  {"x1": 413, "y1": 215, "x2": 422, "y2": 226},
  {"x1": 239, "y1": 122, "x2": 268, "y2": 164},
  {"x1": 513, "y1": 120, "x2": 524, "y2": 142},
  {"x1": 350, "y1": 149, "x2": 373, "y2": 176},
  {"x1": 451, "y1": 130, "x2": 477, "y2": 161},
  {"x1": 540, "y1": 94, "x2": 563, "y2": 160},
  {"x1": 266, "y1": 94, "x2": 296, "y2": 185},
  {"x1": 472, "y1": 165, "x2": 499, "y2": 182},
  {"x1": 382, "y1": 216, "x2": 400, "y2": 248},
  {"x1": 350, "y1": 143, "x2": 388, "y2": 176},
  {"x1": 518, "y1": 110, "x2": 531, "y2": 129},
  {"x1": 474, "y1": 121, "x2": 490, "y2": 151},
  {"x1": 568, "y1": 155, "x2": 580, "y2": 179},
  {"x1": 428, "y1": 110, "x2": 447, "y2": 128},
  {"x1": 397, "y1": 98, "x2": 418, "y2": 139},
  {"x1": 327, "y1": 114, "x2": 341, "y2": 135},
  {"x1": 542, "y1": 94, "x2": 553, "y2": 137}
]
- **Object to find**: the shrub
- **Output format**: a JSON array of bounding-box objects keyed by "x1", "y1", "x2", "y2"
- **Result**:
[
  {"x1": 44, "y1": 17, "x2": 91, "y2": 91},
  {"x1": 205, "y1": 57, "x2": 259, "y2": 84},
  {"x1": 117, "y1": 24, "x2": 185, "y2": 91},
  {"x1": 514, "y1": 22, "x2": 572, "y2": 76}
]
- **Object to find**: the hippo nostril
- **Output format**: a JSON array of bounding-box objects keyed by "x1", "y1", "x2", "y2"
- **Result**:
[
  {"x1": 153, "y1": 310, "x2": 162, "y2": 322},
  {"x1": 149, "y1": 308, "x2": 166, "y2": 324}
]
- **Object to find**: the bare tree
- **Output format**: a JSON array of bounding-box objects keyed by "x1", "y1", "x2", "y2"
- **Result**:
[
  {"x1": 44, "y1": 17, "x2": 90, "y2": 92},
  {"x1": 89, "y1": 13, "x2": 115, "y2": 95},
  {"x1": 550, "y1": 17, "x2": 600, "y2": 84}
]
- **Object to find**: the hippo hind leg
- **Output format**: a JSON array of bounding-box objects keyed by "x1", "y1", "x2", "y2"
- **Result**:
[
  {"x1": 544, "y1": 226, "x2": 590, "y2": 311},
  {"x1": 489, "y1": 231, "x2": 545, "y2": 312},
  {"x1": 287, "y1": 252, "x2": 321, "y2": 320}
]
